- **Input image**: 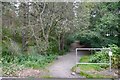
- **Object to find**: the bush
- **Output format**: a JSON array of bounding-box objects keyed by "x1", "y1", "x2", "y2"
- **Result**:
[
  {"x1": 2, "y1": 51, "x2": 57, "y2": 76},
  {"x1": 89, "y1": 44, "x2": 120, "y2": 68},
  {"x1": 89, "y1": 51, "x2": 109, "y2": 63},
  {"x1": 47, "y1": 41, "x2": 59, "y2": 55},
  {"x1": 109, "y1": 44, "x2": 120, "y2": 68},
  {"x1": 109, "y1": 44, "x2": 120, "y2": 55},
  {"x1": 3, "y1": 53, "x2": 57, "y2": 68},
  {"x1": 111, "y1": 54, "x2": 119, "y2": 68}
]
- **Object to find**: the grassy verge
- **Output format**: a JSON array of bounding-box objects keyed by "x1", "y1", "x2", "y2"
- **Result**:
[
  {"x1": 71, "y1": 56, "x2": 113, "y2": 78},
  {"x1": 79, "y1": 71, "x2": 112, "y2": 78}
]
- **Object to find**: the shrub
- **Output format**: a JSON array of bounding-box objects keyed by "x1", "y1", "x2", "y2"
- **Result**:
[
  {"x1": 2, "y1": 48, "x2": 57, "y2": 76},
  {"x1": 47, "y1": 41, "x2": 59, "y2": 55},
  {"x1": 109, "y1": 44, "x2": 120, "y2": 55},
  {"x1": 89, "y1": 51, "x2": 109, "y2": 63},
  {"x1": 89, "y1": 44, "x2": 120, "y2": 69}
]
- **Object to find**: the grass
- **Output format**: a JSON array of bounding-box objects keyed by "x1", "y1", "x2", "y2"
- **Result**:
[
  {"x1": 72, "y1": 56, "x2": 103, "y2": 72},
  {"x1": 79, "y1": 56, "x2": 90, "y2": 62},
  {"x1": 77, "y1": 64, "x2": 103, "y2": 71},
  {"x1": 71, "y1": 64, "x2": 103, "y2": 73},
  {"x1": 41, "y1": 75, "x2": 54, "y2": 78},
  {"x1": 79, "y1": 71, "x2": 112, "y2": 78},
  {"x1": 78, "y1": 56, "x2": 103, "y2": 71},
  {"x1": 72, "y1": 56, "x2": 112, "y2": 78}
]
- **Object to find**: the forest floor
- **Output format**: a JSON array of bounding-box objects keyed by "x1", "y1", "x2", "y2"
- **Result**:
[{"x1": 47, "y1": 51, "x2": 88, "y2": 78}]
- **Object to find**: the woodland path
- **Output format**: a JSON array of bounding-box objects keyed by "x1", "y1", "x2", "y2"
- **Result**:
[{"x1": 48, "y1": 51, "x2": 89, "y2": 78}]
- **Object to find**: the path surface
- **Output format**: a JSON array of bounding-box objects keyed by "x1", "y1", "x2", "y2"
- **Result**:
[{"x1": 48, "y1": 51, "x2": 89, "y2": 78}]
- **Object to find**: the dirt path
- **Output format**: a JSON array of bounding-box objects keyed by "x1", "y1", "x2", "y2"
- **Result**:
[{"x1": 48, "y1": 51, "x2": 88, "y2": 78}]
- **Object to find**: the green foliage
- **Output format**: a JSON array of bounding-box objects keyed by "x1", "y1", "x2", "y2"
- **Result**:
[
  {"x1": 47, "y1": 41, "x2": 59, "y2": 55},
  {"x1": 79, "y1": 71, "x2": 112, "y2": 78},
  {"x1": 89, "y1": 44, "x2": 120, "y2": 68},
  {"x1": 2, "y1": 53, "x2": 57, "y2": 69},
  {"x1": 58, "y1": 50, "x2": 66, "y2": 55},
  {"x1": 111, "y1": 54, "x2": 119, "y2": 68},
  {"x1": 77, "y1": 64, "x2": 102, "y2": 71},
  {"x1": 2, "y1": 27, "x2": 58, "y2": 76},
  {"x1": 109, "y1": 44, "x2": 120, "y2": 55},
  {"x1": 2, "y1": 54, "x2": 56, "y2": 76},
  {"x1": 72, "y1": 56, "x2": 113, "y2": 78},
  {"x1": 2, "y1": 39, "x2": 21, "y2": 56},
  {"x1": 79, "y1": 56, "x2": 89, "y2": 62},
  {"x1": 2, "y1": 27, "x2": 22, "y2": 43},
  {"x1": 109, "y1": 44, "x2": 120, "y2": 68},
  {"x1": 2, "y1": 27, "x2": 12, "y2": 40},
  {"x1": 79, "y1": 71, "x2": 93, "y2": 78},
  {"x1": 78, "y1": 56, "x2": 103, "y2": 71},
  {"x1": 89, "y1": 51, "x2": 109, "y2": 63},
  {"x1": 41, "y1": 76, "x2": 53, "y2": 78},
  {"x1": 2, "y1": 51, "x2": 57, "y2": 76},
  {"x1": 92, "y1": 2, "x2": 119, "y2": 47},
  {"x1": 48, "y1": 40, "x2": 68, "y2": 55},
  {"x1": 66, "y1": 2, "x2": 119, "y2": 48},
  {"x1": 2, "y1": 2, "x2": 120, "y2": 77}
]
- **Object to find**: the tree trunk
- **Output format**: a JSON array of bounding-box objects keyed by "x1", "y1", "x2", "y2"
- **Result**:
[
  {"x1": 59, "y1": 34, "x2": 64, "y2": 51},
  {"x1": 21, "y1": 3, "x2": 29, "y2": 52}
]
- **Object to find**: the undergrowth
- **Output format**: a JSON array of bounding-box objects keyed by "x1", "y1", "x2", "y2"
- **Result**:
[{"x1": 2, "y1": 53, "x2": 57, "y2": 76}]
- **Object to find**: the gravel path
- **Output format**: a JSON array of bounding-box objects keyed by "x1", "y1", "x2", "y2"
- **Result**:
[{"x1": 48, "y1": 51, "x2": 89, "y2": 78}]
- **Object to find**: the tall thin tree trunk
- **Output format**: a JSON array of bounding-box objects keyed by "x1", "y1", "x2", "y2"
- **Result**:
[
  {"x1": 59, "y1": 34, "x2": 64, "y2": 51},
  {"x1": 21, "y1": 3, "x2": 29, "y2": 52}
]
